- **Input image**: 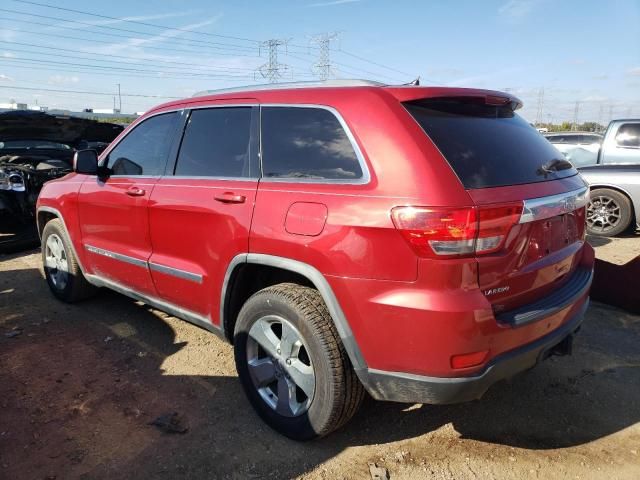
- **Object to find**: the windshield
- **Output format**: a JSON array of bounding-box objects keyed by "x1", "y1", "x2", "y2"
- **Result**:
[
  {"x1": 404, "y1": 98, "x2": 578, "y2": 189},
  {"x1": 0, "y1": 140, "x2": 72, "y2": 150}
]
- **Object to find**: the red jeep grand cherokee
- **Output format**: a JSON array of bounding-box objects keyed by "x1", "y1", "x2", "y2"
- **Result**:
[{"x1": 37, "y1": 80, "x2": 593, "y2": 440}]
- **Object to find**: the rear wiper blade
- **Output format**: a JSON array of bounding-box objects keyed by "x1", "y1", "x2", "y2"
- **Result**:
[{"x1": 537, "y1": 158, "x2": 573, "y2": 177}]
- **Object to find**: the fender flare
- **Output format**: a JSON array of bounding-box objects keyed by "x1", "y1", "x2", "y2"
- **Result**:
[{"x1": 220, "y1": 253, "x2": 368, "y2": 373}]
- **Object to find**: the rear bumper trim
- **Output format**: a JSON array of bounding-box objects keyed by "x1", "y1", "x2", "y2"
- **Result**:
[
  {"x1": 495, "y1": 266, "x2": 593, "y2": 327},
  {"x1": 519, "y1": 186, "x2": 589, "y2": 224},
  {"x1": 359, "y1": 298, "x2": 589, "y2": 404}
]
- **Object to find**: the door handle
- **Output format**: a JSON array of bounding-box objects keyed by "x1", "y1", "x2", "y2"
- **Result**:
[
  {"x1": 214, "y1": 192, "x2": 246, "y2": 204},
  {"x1": 125, "y1": 187, "x2": 146, "y2": 197}
]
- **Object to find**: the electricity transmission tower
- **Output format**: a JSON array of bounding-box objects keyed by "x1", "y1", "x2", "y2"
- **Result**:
[
  {"x1": 310, "y1": 32, "x2": 339, "y2": 81},
  {"x1": 258, "y1": 39, "x2": 290, "y2": 83},
  {"x1": 535, "y1": 87, "x2": 545, "y2": 125},
  {"x1": 572, "y1": 101, "x2": 580, "y2": 131}
]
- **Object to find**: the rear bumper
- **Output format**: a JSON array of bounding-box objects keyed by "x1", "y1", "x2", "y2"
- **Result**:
[{"x1": 359, "y1": 298, "x2": 588, "y2": 404}]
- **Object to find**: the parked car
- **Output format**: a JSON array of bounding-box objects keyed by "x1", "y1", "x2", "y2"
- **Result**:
[
  {"x1": 0, "y1": 110, "x2": 123, "y2": 251},
  {"x1": 37, "y1": 81, "x2": 594, "y2": 440},
  {"x1": 543, "y1": 132, "x2": 603, "y2": 167},
  {"x1": 543, "y1": 121, "x2": 640, "y2": 236}
]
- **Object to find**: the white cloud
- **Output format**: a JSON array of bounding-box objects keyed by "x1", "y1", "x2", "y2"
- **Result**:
[
  {"x1": 0, "y1": 74, "x2": 12, "y2": 81},
  {"x1": 498, "y1": 0, "x2": 538, "y2": 21},
  {"x1": 627, "y1": 67, "x2": 640, "y2": 77},
  {"x1": 1, "y1": 52, "x2": 15, "y2": 58},
  {"x1": 308, "y1": 0, "x2": 362, "y2": 7},
  {"x1": 48, "y1": 75, "x2": 80, "y2": 85}
]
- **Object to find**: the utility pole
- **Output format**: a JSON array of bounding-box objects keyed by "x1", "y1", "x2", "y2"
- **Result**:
[
  {"x1": 257, "y1": 39, "x2": 290, "y2": 83},
  {"x1": 117, "y1": 83, "x2": 122, "y2": 112},
  {"x1": 535, "y1": 87, "x2": 545, "y2": 125},
  {"x1": 597, "y1": 104, "x2": 604, "y2": 131},
  {"x1": 310, "y1": 32, "x2": 339, "y2": 81},
  {"x1": 572, "y1": 101, "x2": 580, "y2": 131}
]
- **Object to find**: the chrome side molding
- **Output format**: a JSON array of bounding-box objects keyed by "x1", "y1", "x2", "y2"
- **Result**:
[
  {"x1": 149, "y1": 262, "x2": 203, "y2": 284},
  {"x1": 519, "y1": 187, "x2": 589, "y2": 224},
  {"x1": 85, "y1": 244, "x2": 147, "y2": 268},
  {"x1": 85, "y1": 244, "x2": 203, "y2": 284}
]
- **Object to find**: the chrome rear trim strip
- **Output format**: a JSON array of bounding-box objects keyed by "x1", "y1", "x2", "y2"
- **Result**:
[
  {"x1": 149, "y1": 262, "x2": 203, "y2": 284},
  {"x1": 519, "y1": 187, "x2": 589, "y2": 224},
  {"x1": 85, "y1": 244, "x2": 147, "y2": 268}
]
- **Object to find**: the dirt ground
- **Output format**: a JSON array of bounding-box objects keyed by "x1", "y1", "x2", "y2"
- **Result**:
[{"x1": 1, "y1": 238, "x2": 639, "y2": 480}]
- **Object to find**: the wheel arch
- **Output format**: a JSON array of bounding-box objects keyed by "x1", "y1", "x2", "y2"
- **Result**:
[
  {"x1": 220, "y1": 253, "x2": 368, "y2": 373},
  {"x1": 37, "y1": 206, "x2": 87, "y2": 273}
]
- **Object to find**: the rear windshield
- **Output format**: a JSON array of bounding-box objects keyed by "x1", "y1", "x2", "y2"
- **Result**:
[{"x1": 404, "y1": 98, "x2": 577, "y2": 189}]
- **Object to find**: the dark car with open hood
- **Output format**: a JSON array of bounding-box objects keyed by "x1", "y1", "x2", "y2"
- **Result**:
[{"x1": 0, "y1": 110, "x2": 124, "y2": 251}]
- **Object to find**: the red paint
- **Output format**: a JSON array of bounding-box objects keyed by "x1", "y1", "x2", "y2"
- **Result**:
[{"x1": 37, "y1": 84, "x2": 594, "y2": 379}]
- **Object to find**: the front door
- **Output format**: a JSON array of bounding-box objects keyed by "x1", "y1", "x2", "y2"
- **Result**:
[
  {"x1": 148, "y1": 105, "x2": 259, "y2": 322},
  {"x1": 78, "y1": 111, "x2": 181, "y2": 296}
]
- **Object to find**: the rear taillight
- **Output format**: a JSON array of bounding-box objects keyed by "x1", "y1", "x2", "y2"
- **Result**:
[{"x1": 391, "y1": 203, "x2": 523, "y2": 258}]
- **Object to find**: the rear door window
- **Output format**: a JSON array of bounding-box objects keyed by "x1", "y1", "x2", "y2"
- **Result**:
[
  {"x1": 261, "y1": 106, "x2": 363, "y2": 180},
  {"x1": 107, "y1": 112, "x2": 178, "y2": 176},
  {"x1": 405, "y1": 98, "x2": 577, "y2": 189},
  {"x1": 174, "y1": 107, "x2": 256, "y2": 178},
  {"x1": 615, "y1": 123, "x2": 640, "y2": 148}
]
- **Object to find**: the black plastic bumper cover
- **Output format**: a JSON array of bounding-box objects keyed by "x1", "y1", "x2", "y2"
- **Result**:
[{"x1": 361, "y1": 297, "x2": 589, "y2": 405}]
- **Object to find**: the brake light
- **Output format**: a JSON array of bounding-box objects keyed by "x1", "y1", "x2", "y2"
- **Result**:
[{"x1": 391, "y1": 203, "x2": 523, "y2": 258}]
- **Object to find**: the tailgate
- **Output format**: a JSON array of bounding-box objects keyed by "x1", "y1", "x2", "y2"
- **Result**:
[{"x1": 469, "y1": 179, "x2": 589, "y2": 315}]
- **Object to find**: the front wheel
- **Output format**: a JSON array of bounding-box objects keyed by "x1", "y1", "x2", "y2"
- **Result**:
[
  {"x1": 234, "y1": 283, "x2": 364, "y2": 440},
  {"x1": 41, "y1": 219, "x2": 96, "y2": 302},
  {"x1": 586, "y1": 188, "x2": 633, "y2": 237}
]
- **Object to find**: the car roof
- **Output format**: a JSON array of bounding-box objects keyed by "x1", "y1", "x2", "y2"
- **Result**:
[
  {"x1": 545, "y1": 132, "x2": 603, "y2": 136},
  {"x1": 145, "y1": 80, "x2": 524, "y2": 115}
]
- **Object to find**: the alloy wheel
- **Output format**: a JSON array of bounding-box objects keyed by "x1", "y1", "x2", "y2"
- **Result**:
[
  {"x1": 587, "y1": 195, "x2": 621, "y2": 234},
  {"x1": 44, "y1": 233, "x2": 69, "y2": 290},
  {"x1": 246, "y1": 315, "x2": 315, "y2": 417}
]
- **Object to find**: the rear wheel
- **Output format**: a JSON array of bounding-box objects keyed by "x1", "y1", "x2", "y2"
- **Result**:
[
  {"x1": 586, "y1": 188, "x2": 633, "y2": 237},
  {"x1": 41, "y1": 219, "x2": 96, "y2": 302},
  {"x1": 233, "y1": 283, "x2": 364, "y2": 440}
]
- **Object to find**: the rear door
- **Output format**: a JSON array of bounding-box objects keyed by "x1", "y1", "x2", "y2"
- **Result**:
[
  {"x1": 78, "y1": 111, "x2": 180, "y2": 296},
  {"x1": 147, "y1": 104, "x2": 259, "y2": 321},
  {"x1": 404, "y1": 97, "x2": 589, "y2": 314}
]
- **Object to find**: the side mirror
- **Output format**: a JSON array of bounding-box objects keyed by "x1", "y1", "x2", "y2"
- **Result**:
[{"x1": 73, "y1": 149, "x2": 98, "y2": 175}]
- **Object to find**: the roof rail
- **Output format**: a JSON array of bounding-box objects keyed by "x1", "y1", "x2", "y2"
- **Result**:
[{"x1": 192, "y1": 79, "x2": 386, "y2": 97}]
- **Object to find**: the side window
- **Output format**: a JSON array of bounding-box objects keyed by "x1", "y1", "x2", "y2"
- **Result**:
[
  {"x1": 615, "y1": 123, "x2": 640, "y2": 148},
  {"x1": 107, "y1": 112, "x2": 178, "y2": 176},
  {"x1": 261, "y1": 106, "x2": 363, "y2": 180},
  {"x1": 174, "y1": 107, "x2": 254, "y2": 177}
]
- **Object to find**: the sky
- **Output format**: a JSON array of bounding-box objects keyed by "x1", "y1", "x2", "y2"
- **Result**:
[{"x1": 0, "y1": 0, "x2": 639, "y2": 123}]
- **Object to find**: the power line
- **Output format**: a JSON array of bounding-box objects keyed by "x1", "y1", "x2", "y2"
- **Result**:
[
  {"x1": 0, "y1": 8, "x2": 258, "y2": 53},
  {"x1": 11, "y1": 0, "x2": 260, "y2": 44},
  {"x1": 0, "y1": 40, "x2": 271, "y2": 74},
  {"x1": 337, "y1": 48, "x2": 416, "y2": 80},
  {"x1": 0, "y1": 22, "x2": 260, "y2": 58},
  {"x1": 1, "y1": 57, "x2": 256, "y2": 80},
  {"x1": 0, "y1": 84, "x2": 180, "y2": 98}
]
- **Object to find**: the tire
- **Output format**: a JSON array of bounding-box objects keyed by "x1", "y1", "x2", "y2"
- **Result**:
[
  {"x1": 41, "y1": 219, "x2": 96, "y2": 302},
  {"x1": 586, "y1": 188, "x2": 633, "y2": 237},
  {"x1": 234, "y1": 283, "x2": 365, "y2": 440}
]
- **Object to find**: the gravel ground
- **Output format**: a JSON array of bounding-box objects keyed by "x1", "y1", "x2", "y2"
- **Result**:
[{"x1": 1, "y1": 240, "x2": 639, "y2": 480}]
